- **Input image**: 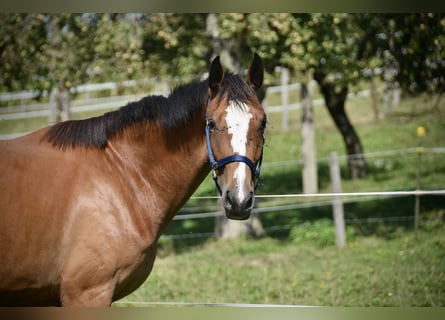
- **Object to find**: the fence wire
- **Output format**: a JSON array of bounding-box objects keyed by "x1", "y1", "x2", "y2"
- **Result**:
[{"x1": 163, "y1": 189, "x2": 445, "y2": 240}]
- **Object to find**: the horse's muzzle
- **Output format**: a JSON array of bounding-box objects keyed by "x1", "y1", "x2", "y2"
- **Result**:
[{"x1": 222, "y1": 189, "x2": 255, "y2": 220}]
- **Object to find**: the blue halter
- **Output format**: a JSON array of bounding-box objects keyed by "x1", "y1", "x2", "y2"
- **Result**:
[{"x1": 205, "y1": 98, "x2": 263, "y2": 195}]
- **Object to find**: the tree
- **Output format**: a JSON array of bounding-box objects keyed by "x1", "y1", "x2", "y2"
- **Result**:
[
  {"x1": 354, "y1": 13, "x2": 445, "y2": 95},
  {"x1": 244, "y1": 13, "x2": 444, "y2": 178},
  {"x1": 0, "y1": 13, "x2": 99, "y2": 95},
  {"x1": 140, "y1": 13, "x2": 209, "y2": 79},
  {"x1": 2, "y1": 13, "x2": 443, "y2": 175},
  {"x1": 206, "y1": 13, "x2": 242, "y2": 73},
  {"x1": 300, "y1": 72, "x2": 319, "y2": 193},
  {"x1": 287, "y1": 14, "x2": 369, "y2": 178},
  {"x1": 89, "y1": 13, "x2": 147, "y2": 86},
  {"x1": 213, "y1": 13, "x2": 368, "y2": 178},
  {"x1": 0, "y1": 14, "x2": 49, "y2": 93}
]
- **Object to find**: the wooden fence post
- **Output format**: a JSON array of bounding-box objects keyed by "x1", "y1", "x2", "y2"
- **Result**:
[
  {"x1": 329, "y1": 152, "x2": 346, "y2": 249},
  {"x1": 280, "y1": 67, "x2": 289, "y2": 130},
  {"x1": 414, "y1": 126, "x2": 425, "y2": 238}
]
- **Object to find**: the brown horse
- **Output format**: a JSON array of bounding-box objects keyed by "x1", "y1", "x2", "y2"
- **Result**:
[{"x1": 0, "y1": 54, "x2": 266, "y2": 306}]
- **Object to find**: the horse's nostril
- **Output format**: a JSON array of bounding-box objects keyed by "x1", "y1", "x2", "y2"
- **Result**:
[
  {"x1": 245, "y1": 194, "x2": 253, "y2": 209},
  {"x1": 244, "y1": 191, "x2": 255, "y2": 210},
  {"x1": 224, "y1": 191, "x2": 233, "y2": 210}
]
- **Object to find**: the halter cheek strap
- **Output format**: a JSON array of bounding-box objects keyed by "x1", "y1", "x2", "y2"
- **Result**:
[{"x1": 205, "y1": 98, "x2": 263, "y2": 195}]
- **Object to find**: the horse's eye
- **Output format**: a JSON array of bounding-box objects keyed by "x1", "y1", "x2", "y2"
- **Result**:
[
  {"x1": 207, "y1": 119, "x2": 216, "y2": 131},
  {"x1": 260, "y1": 117, "x2": 267, "y2": 132}
]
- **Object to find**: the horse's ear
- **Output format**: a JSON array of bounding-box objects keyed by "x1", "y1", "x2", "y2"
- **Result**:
[
  {"x1": 247, "y1": 53, "x2": 264, "y2": 91},
  {"x1": 208, "y1": 56, "x2": 224, "y2": 98}
]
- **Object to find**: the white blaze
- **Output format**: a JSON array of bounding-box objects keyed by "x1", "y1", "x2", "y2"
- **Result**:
[{"x1": 225, "y1": 101, "x2": 252, "y2": 201}]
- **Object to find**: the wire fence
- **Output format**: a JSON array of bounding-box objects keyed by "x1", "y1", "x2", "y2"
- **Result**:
[
  {"x1": 2, "y1": 81, "x2": 444, "y2": 242},
  {"x1": 113, "y1": 301, "x2": 309, "y2": 307},
  {"x1": 162, "y1": 147, "x2": 445, "y2": 241},
  {"x1": 163, "y1": 189, "x2": 444, "y2": 240}
]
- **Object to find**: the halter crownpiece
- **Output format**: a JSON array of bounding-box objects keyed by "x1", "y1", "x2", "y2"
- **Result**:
[{"x1": 205, "y1": 98, "x2": 263, "y2": 195}]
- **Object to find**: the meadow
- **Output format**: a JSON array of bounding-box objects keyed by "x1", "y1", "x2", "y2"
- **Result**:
[
  {"x1": 116, "y1": 224, "x2": 445, "y2": 306},
  {"x1": 1, "y1": 83, "x2": 444, "y2": 306}
]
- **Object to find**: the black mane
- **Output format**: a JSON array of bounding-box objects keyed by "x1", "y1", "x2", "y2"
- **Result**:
[{"x1": 43, "y1": 73, "x2": 257, "y2": 150}]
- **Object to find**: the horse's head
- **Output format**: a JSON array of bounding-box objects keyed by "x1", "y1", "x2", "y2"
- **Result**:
[{"x1": 205, "y1": 54, "x2": 266, "y2": 220}]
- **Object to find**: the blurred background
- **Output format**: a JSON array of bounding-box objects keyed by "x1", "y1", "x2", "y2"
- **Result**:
[{"x1": 1, "y1": 13, "x2": 444, "y2": 306}]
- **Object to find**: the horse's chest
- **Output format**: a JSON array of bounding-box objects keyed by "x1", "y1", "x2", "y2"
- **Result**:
[{"x1": 113, "y1": 245, "x2": 157, "y2": 301}]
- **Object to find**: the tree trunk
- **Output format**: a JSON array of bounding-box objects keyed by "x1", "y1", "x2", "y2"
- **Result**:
[
  {"x1": 206, "y1": 13, "x2": 265, "y2": 238},
  {"x1": 206, "y1": 14, "x2": 241, "y2": 73},
  {"x1": 313, "y1": 71, "x2": 367, "y2": 179},
  {"x1": 301, "y1": 73, "x2": 318, "y2": 193},
  {"x1": 215, "y1": 204, "x2": 265, "y2": 239}
]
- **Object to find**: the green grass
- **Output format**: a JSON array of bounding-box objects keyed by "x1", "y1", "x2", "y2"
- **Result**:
[{"x1": 116, "y1": 221, "x2": 445, "y2": 306}]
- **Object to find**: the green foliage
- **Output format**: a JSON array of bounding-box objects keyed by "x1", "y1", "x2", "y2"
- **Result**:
[
  {"x1": 140, "y1": 14, "x2": 208, "y2": 77},
  {"x1": 91, "y1": 14, "x2": 146, "y2": 83},
  {"x1": 289, "y1": 219, "x2": 356, "y2": 248},
  {"x1": 420, "y1": 209, "x2": 445, "y2": 232},
  {"x1": 1, "y1": 13, "x2": 443, "y2": 98},
  {"x1": 0, "y1": 14, "x2": 49, "y2": 91},
  {"x1": 383, "y1": 13, "x2": 445, "y2": 93}
]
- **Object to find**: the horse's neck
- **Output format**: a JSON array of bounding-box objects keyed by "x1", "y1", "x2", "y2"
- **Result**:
[{"x1": 107, "y1": 111, "x2": 210, "y2": 234}]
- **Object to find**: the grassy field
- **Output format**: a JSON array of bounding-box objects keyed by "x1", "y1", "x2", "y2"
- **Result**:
[
  {"x1": 1, "y1": 83, "x2": 444, "y2": 306},
  {"x1": 116, "y1": 222, "x2": 445, "y2": 307}
]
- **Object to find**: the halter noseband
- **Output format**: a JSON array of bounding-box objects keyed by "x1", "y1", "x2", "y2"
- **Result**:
[{"x1": 205, "y1": 98, "x2": 263, "y2": 195}]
